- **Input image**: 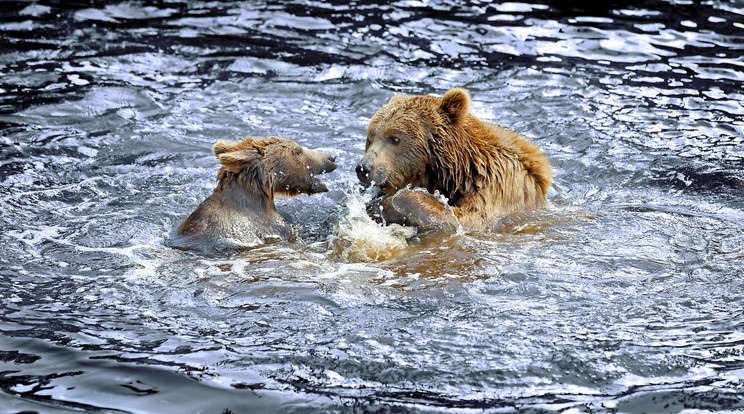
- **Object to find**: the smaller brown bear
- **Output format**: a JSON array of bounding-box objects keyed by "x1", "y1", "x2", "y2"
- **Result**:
[{"x1": 172, "y1": 136, "x2": 337, "y2": 251}]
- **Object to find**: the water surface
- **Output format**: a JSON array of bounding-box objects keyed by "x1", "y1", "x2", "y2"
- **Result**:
[{"x1": 1, "y1": 1, "x2": 743, "y2": 412}]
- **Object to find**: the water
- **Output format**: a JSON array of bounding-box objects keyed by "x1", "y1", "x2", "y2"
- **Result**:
[{"x1": 1, "y1": 0, "x2": 743, "y2": 412}]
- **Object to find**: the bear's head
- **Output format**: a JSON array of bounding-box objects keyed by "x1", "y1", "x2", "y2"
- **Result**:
[
  {"x1": 214, "y1": 136, "x2": 337, "y2": 197},
  {"x1": 356, "y1": 87, "x2": 471, "y2": 197}
]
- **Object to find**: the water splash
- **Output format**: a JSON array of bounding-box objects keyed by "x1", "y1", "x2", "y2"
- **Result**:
[{"x1": 328, "y1": 185, "x2": 415, "y2": 262}]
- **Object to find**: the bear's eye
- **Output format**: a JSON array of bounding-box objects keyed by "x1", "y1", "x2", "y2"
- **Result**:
[
  {"x1": 389, "y1": 136, "x2": 400, "y2": 145},
  {"x1": 293, "y1": 147, "x2": 303, "y2": 156}
]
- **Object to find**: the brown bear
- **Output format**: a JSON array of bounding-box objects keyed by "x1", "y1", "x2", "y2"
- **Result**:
[
  {"x1": 356, "y1": 87, "x2": 551, "y2": 231},
  {"x1": 172, "y1": 136, "x2": 337, "y2": 251}
]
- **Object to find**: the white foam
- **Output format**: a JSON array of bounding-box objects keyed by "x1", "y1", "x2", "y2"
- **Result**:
[
  {"x1": 329, "y1": 186, "x2": 415, "y2": 262},
  {"x1": 6, "y1": 225, "x2": 66, "y2": 248},
  {"x1": 19, "y1": 4, "x2": 51, "y2": 16}
]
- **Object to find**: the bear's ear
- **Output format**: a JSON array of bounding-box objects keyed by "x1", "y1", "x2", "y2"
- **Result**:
[
  {"x1": 218, "y1": 149, "x2": 261, "y2": 173},
  {"x1": 440, "y1": 87, "x2": 470, "y2": 125},
  {"x1": 213, "y1": 140, "x2": 236, "y2": 158},
  {"x1": 387, "y1": 94, "x2": 408, "y2": 106}
]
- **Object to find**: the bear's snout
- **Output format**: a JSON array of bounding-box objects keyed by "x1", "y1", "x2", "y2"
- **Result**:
[
  {"x1": 355, "y1": 160, "x2": 374, "y2": 187},
  {"x1": 303, "y1": 150, "x2": 336, "y2": 194},
  {"x1": 320, "y1": 154, "x2": 337, "y2": 173},
  {"x1": 356, "y1": 160, "x2": 392, "y2": 192},
  {"x1": 306, "y1": 150, "x2": 337, "y2": 175}
]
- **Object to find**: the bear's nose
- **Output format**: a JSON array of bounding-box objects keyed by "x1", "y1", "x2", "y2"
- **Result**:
[
  {"x1": 328, "y1": 154, "x2": 336, "y2": 163},
  {"x1": 356, "y1": 161, "x2": 373, "y2": 185}
]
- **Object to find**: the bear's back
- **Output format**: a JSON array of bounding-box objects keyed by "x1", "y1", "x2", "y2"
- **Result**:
[{"x1": 172, "y1": 194, "x2": 291, "y2": 252}]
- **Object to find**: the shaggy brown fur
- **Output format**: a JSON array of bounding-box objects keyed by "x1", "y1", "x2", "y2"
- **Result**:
[
  {"x1": 357, "y1": 87, "x2": 551, "y2": 230},
  {"x1": 173, "y1": 136, "x2": 336, "y2": 251}
]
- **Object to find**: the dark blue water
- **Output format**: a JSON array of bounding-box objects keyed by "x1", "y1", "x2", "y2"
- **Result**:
[{"x1": 1, "y1": 1, "x2": 743, "y2": 413}]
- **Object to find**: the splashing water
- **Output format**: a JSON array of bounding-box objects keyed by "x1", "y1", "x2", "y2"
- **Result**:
[{"x1": 329, "y1": 185, "x2": 416, "y2": 262}]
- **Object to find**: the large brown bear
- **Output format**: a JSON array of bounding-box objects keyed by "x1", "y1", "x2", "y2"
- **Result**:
[
  {"x1": 356, "y1": 87, "x2": 551, "y2": 231},
  {"x1": 173, "y1": 136, "x2": 337, "y2": 251}
]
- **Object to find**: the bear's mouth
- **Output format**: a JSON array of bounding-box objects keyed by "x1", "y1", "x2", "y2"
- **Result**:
[
  {"x1": 376, "y1": 181, "x2": 398, "y2": 196},
  {"x1": 309, "y1": 159, "x2": 336, "y2": 193},
  {"x1": 309, "y1": 177, "x2": 329, "y2": 194}
]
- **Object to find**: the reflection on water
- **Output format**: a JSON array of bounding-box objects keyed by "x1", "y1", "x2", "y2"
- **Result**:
[{"x1": 1, "y1": 0, "x2": 744, "y2": 412}]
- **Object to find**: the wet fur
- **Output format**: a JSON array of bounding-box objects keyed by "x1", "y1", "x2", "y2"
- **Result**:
[
  {"x1": 173, "y1": 136, "x2": 336, "y2": 251},
  {"x1": 359, "y1": 87, "x2": 552, "y2": 229}
]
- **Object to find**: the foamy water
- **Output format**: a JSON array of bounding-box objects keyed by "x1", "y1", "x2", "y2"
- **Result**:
[{"x1": 329, "y1": 186, "x2": 417, "y2": 262}]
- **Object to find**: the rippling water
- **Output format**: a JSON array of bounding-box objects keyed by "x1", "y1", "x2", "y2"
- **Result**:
[{"x1": 1, "y1": 1, "x2": 744, "y2": 412}]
